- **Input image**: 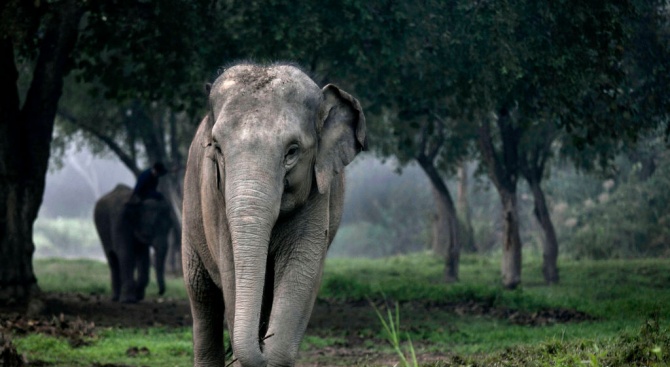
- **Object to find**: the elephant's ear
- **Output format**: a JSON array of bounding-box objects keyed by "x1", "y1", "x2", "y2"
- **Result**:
[
  {"x1": 200, "y1": 113, "x2": 216, "y2": 149},
  {"x1": 314, "y1": 84, "x2": 367, "y2": 194}
]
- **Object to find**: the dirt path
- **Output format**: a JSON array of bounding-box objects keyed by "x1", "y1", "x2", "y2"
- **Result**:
[{"x1": 0, "y1": 292, "x2": 593, "y2": 366}]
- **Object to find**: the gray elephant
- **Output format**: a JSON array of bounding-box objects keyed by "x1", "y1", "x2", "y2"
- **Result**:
[
  {"x1": 182, "y1": 63, "x2": 366, "y2": 367},
  {"x1": 94, "y1": 184, "x2": 172, "y2": 303}
]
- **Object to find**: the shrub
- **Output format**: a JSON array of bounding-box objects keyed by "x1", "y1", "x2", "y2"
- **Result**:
[{"x1": 564, "y1": 155, "x2": 670, "y2": 259}]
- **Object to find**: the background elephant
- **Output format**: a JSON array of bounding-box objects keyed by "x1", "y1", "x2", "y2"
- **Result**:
[
  {"x1": 182, "y1": 63, "x2": 366, "y2": 367},
  {"x1": 94, "y1": 184, "x2": 172, "y2": 303}
]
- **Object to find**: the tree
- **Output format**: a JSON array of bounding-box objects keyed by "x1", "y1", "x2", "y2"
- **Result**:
[
  {"x1": 49, "y1": 0, "x2": 230, "y2": 274},
  {"x1": 0, "y1": 0, "x2": 220, "y2": 303},
  {"x1": 321, "y1": 0, "x2": 668, "y2": 288},
  {"x1": 449, "y1": 0, "x2": 664, "y2": 288},
  {"x1": 320, "y1": 0, "x2": 476, "y2": 282},
  {"x1": 0, "y1": 0, "x2": 85, "y2": 304}
]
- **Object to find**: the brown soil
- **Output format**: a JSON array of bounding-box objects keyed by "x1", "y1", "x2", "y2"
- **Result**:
[{"x1": 0, "y1": 293, "x2": 594, "y2": 366}]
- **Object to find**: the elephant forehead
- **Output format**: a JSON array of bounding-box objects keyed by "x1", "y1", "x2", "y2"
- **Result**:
[
  {"x1": 214, "y1": 100, "x2": 316, "y2": 143},
  {"x1": 213, "y1": 64, "x2": 321, "y2": 108}
]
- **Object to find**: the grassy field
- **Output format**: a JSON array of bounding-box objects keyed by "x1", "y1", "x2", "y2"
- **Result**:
[{"x1": 5, "y1": 253, "x2": 670, "y2": 366}]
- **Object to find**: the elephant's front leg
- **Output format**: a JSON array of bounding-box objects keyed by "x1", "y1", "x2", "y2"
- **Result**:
[
  {"x1": 263, "y1": 226, "x2": 329, "y2": 366},
  {"x1": 118, "y1": 248, "x2": 138, "y2": 303},
  {"x1": 153, "y1": 237, "x2": 168, "y2": 296},
  {"x1": 104, "y1": 252, "x2": 122, "y2": 302},
  {"x1": 135, "y1": 242, "x2": 151, "y2": 301},
  {"x1": 183, "y1": 245, "x2": 226, "y2": 366}
]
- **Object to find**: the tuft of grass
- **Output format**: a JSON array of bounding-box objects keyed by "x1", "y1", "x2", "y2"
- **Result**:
[{"x1": 370, "y1": 298, "x2": 418, "y2": 367}]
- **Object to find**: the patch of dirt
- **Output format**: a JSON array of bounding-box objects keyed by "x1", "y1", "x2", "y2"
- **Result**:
[
  {"x1": 0, "y1": 313, "x2": 94, "y2": 348},
  {"x1": 422, "y1": 300, "x2": 596, "y2": 326},
  {"x1": 0, "y1": 293, "x2": 595, "y2": 366}
]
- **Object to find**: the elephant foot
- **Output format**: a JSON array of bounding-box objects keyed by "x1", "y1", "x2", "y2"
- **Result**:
[
  {"x1": 135, "y1": 291, "x2": 146, "y2": 302},
  {"x1": 120, "y1": 296, "x2": 138, "y2": 304}
]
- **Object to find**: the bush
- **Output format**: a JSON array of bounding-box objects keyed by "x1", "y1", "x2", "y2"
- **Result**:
[{"x1": 564, "y1": 155, "x2": 670, "y2": 259}]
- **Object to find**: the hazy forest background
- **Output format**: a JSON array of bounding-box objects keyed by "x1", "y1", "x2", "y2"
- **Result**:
[
  {"x1": 8, "y1": 0, "x2": 666, "y2": 290},
  {"x1": 2, "y1": 0, "x2": 670, "y2": 365}
]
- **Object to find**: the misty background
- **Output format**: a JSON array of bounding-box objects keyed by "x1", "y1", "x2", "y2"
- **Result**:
[
  {"x1": 39, "y1": 140, "x2": 669, "y2": 263},
  {"x1": 36, "y1": 148, "x2": 134, "y2": 260}
]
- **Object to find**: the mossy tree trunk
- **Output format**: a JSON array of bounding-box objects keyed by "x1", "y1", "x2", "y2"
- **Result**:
[
  {"x1": 478, "y1": 108, "x2": 523, "y2": 289},
  {"x1": 457, "y1": 161, "x2": 476, "y2": 253},
  {"x1": 0, "y1": 1, "x2": 83, "y2": 304},
  {"x1": 519, "y1": 123, "x2": 560, "y2": 285},
  {"x1": 418, "y1": 155, "x2": 460, "y2": 283}
]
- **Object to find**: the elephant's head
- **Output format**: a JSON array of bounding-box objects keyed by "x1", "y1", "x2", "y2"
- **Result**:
[{"x1": 204, "y1": 64, "x2": 366, "y2": 365}]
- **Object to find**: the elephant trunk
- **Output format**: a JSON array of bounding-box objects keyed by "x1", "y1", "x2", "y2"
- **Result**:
[{"x1": 225, "y1": 163, "x2": 282, "y2": 367}]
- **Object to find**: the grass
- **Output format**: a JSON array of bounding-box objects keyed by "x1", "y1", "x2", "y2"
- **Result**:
[
  {"x1": 34, "y1": 257, "x2": 189, "y2": 300},
  {"x1": 7, "y1": 252, "x2": 670, "y2": 366},
  {"x1": 320, "y1": 253, "x2": 670, "y2": 358},
  {"x1": 14, "y1": 328, "x2": 194, "y2": 367}
]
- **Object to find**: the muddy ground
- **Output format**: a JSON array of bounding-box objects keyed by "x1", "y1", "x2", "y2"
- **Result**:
[{"x1": 0, "y1": 293, "x2": 594, "y2": 366}]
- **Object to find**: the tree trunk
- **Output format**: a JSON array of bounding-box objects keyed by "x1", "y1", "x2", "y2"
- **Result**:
[
  {"x1": 0, "y1": 39, "x2": 38, "y2": 304},
  {"x1": 418, "y1": 157, "x2": 460, "y2": 282},
  {"x1": 500, "y1": 190, "x2": 522, "y2": 289},
  {"x1": 528, "y1": 180, "x2": 559, "y2": 284},
  {"x1": 477, "y1": 110, "x2": 523, "y2": 289},
  {"x1": 457, "y1": 162, "x2": 476, "y2": 253},
  {"x1": 430, "y1": 186, "x2": 448, "y2": 257},
  {"x1": 0, "y1": 1, "x2": 84, "y2": 305},
  {"x1": 162, "y1": 174, "x2": 183, "y2": 275}
]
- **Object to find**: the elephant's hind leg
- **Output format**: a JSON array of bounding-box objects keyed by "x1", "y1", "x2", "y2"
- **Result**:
[{"x1": 184, "y1": 247, "x2": 225, "y2": 366}]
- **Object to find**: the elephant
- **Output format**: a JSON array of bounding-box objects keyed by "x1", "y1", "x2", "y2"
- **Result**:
[
  {"x1": 94, "y1": 184, "x2": 172, "y2": 303},
  {"x1": 181, "y1": 63, "x2": 366, "y2": 367}
]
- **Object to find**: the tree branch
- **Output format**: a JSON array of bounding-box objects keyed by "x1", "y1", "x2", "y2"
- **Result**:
[
  {"x1": 477, "y1": 116, "x2": 506, "y2": 191},
  {"x1": 57, "y1": 107, "x2": 141, "y2": 176}
]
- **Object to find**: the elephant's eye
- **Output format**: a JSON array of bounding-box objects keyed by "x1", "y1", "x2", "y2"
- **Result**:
[{"x1": 284, "y1": 144, "x2": 300, "y2": 167}]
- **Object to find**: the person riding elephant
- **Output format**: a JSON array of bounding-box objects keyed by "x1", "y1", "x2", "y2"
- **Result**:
[
  {"x1": 181, "y1": 63, "x2": 366, "y2": 366},
  {"x1": 132, "y1": 162, "x2": 168, "y2": 202},
  {"x1": 94, "y1": 183, "x2": 172, "y2": 303}
]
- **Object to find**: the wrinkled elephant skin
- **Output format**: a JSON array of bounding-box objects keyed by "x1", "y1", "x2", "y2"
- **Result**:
[
  {"x1": 94, "y1": 184, "x2": 172, "y2": 303},
  {"x1": 182, "y1": 63, "x2": 366, "y2": 367}
]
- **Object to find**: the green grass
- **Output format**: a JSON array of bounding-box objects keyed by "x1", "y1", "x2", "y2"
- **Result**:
[
  {"x1": 14, "y1": 328, "x2": 194, "y2": 367},
  {"x1": 34, "y1": 257, "x2": 189, "y2": 300},
  {"x1": 320, "y1": 252, "x2": 670, "y2": 358},
  {"x1": 9, "y1": 253, "x2": 670, "y2": 366}
]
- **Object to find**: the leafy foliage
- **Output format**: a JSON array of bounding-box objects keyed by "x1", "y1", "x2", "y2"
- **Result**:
[{"x1": 564, "y1": 152, "x2": 670, "y2": 259}]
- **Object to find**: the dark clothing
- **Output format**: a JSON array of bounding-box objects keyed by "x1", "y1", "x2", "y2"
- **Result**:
[{"x1": 133, "y1": 169, "x2": 162, "y2": 200}]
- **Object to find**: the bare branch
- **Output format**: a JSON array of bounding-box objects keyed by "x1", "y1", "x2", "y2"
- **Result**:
[{"x1": 57, "y1": 107, "x2": 141, "y2": 176}]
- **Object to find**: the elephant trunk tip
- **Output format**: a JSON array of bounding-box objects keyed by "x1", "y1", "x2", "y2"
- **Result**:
[{"x1": 232, "y1": 342, "x2": 267, "y2": 367}]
